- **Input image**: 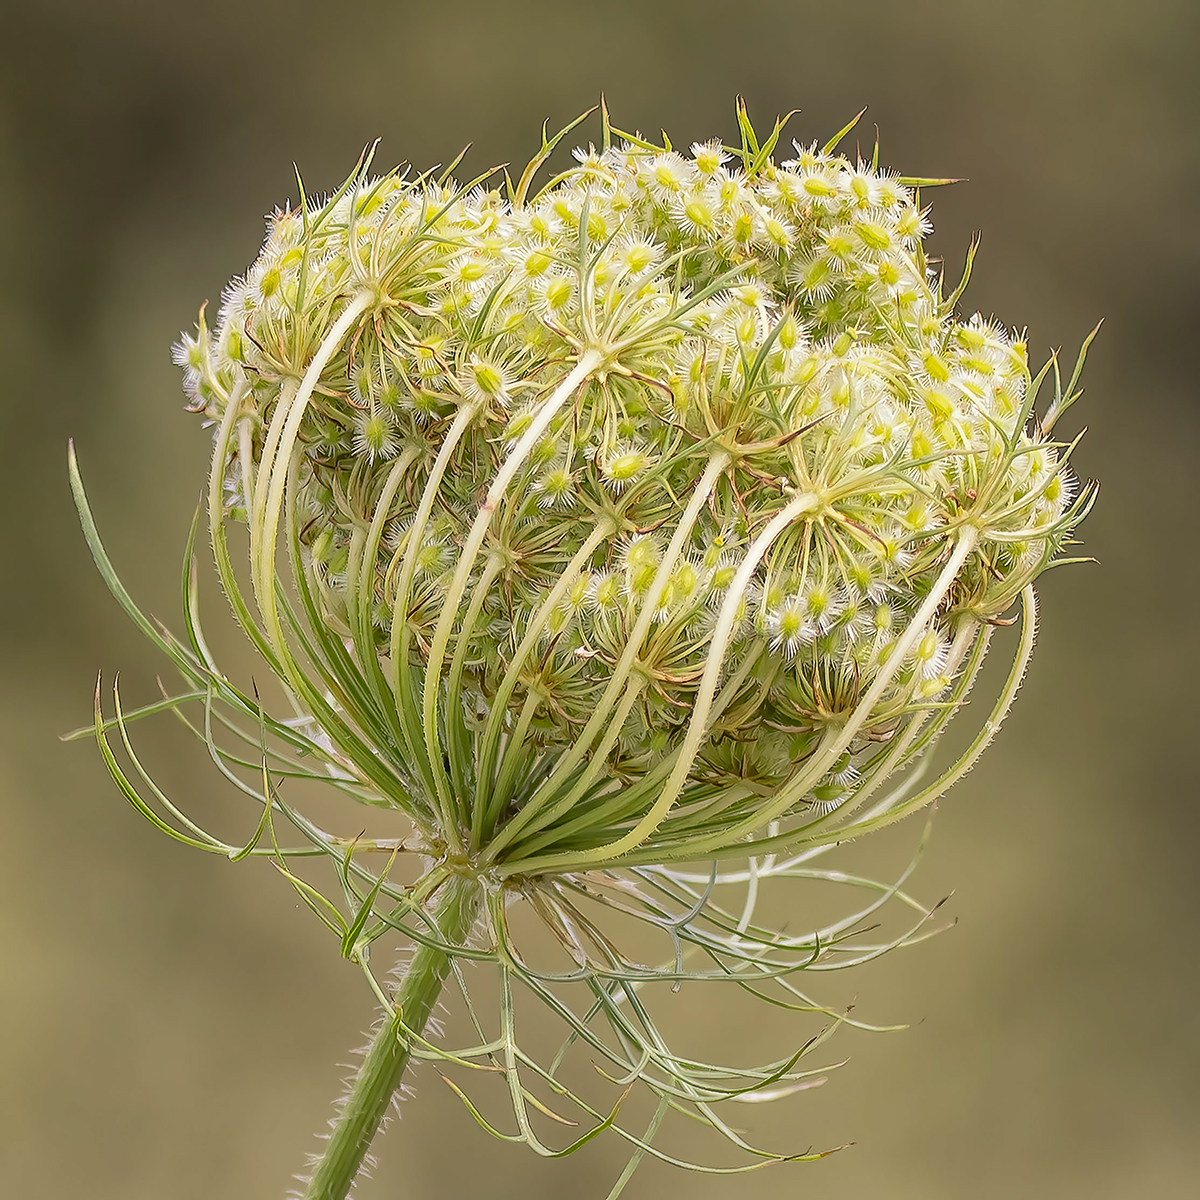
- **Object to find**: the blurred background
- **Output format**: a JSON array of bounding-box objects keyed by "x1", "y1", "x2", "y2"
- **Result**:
[{"x1": 1, "y1": 1, "x2": 1197, "y2": 1196}]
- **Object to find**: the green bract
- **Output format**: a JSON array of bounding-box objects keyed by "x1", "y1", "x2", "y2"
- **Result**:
[{"x1": 76, "y1": 104, "x2": 1095, "y2": 1197}]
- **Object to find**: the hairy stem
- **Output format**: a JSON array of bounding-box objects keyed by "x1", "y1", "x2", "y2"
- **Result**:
[{"x1": 301, "y1": 873, "x2": 481, "y2": 1200}]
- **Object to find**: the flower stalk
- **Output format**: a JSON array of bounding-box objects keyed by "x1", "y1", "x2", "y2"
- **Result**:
[{"x1": 302, "y1": 873, "x2": 482, "y2": 1200}]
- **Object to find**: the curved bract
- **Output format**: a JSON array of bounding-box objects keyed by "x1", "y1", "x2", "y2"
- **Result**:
[{"x1": 76, "y1": 104, "x2": 1095, "y2": 1188}]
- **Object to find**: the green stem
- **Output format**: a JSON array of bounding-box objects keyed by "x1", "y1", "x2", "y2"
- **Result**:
[{"x1": 301, "y1": 873, "x2": 481, "y2": 1200}]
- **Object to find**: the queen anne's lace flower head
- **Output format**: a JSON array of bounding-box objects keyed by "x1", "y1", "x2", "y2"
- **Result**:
[
  {"x1": 177, "y1": 109, "x2": 1092, "y2": 879},
  {"x1": 78, "y1": 104, "x2": 1095, "y2": 1192}
]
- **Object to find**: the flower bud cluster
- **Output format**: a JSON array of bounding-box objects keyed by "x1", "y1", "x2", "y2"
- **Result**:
[{"x1": 175, "y1": 123, "x2": 1088, "y2": 832}]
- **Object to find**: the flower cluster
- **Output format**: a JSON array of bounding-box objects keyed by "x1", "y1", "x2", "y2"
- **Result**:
[{"x1": 173, "y1": 111, "x2": 1088, "y2": 876}]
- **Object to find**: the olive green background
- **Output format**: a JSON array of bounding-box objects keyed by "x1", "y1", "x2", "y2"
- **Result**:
[{"x1": 2, "y1": 1, "x2": 1197, "y2": 1196}]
